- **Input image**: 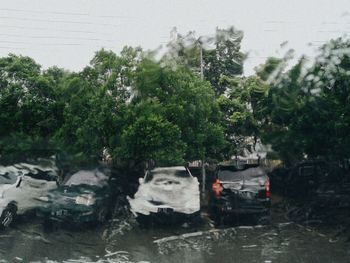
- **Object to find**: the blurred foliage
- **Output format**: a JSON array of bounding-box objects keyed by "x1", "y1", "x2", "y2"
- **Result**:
[
  {"x1": 256, "y1": 38, "x2": 350, "y2": 166},
  {"x1": 117, "y1": 58, "x2": 225, "y2": 165},
  {"x1": 164, "y1": 26, "x2": 246, "y2": 96},
  {"x1": 0, "y1": 30, "x2": 349, "y2": 170}
]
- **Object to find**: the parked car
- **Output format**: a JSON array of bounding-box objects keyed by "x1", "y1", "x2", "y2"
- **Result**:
[
  {"x1": 209, "y1": 164, "x2": 270, "y2": 224},
  {"x1": 128, "y1": 166, "x2": 200, "y2": 225},
  {"x1": 284, "y1": 160, "x2": 328, "y2": 198},
  {"x1": 0, "y1": 160, "x2": 59, "y2": 228},
  {"x1": 36, "y1": 169, "x2": 116, "y2": 225}
]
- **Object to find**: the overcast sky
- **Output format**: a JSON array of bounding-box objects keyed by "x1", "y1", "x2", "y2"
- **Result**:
[{"x1": 0, "y1": 0, "x2": 349, "y2": 75}]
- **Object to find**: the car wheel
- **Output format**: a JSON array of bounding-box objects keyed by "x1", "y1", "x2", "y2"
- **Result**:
[
  {"x1": 255, "y1": 212, "x2": 271, "y2": 225},
  {"x1": 43, "y1": 219, "x2": 56, "y2": 231},
  {"x1": 136, "y1": 214, "x2": 151, "y2": 228},
  {"x1": 189, "y1": 211, "x2": 202, "y2": 226},
  {"x1": 0, "y1": 205, "x2": 17, "y2": 228},
  {"x1": 210, "y1": 208, "x2": 222, "y2": 226},
  {"x1": 97, "y1": 208, "x2": 108, "y2": 223}
]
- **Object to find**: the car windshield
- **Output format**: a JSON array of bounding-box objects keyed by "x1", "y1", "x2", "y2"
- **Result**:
[
  {"x1": 63, "y1": 170, "x2": 108, "y2": 187},
  {"x1": 218, "y1": 166, "x2": 264, "y2": 181},
  {"x1": 0, "y1": 172, "x2": 18, "y2": 185},
  {"x1": 145, "y1": 168, "x2": 190, "y2": 183},
  {"x1": 14, "y1": 163, "x2": 58, "y2": 181},
  {"x1": 218, "y1": 169, "x2": 241, "y2": 181}
]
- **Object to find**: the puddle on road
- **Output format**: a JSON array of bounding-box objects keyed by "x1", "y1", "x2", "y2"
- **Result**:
[{"x1": 0, "y1": 218, "x2": 349, "y2": 263}]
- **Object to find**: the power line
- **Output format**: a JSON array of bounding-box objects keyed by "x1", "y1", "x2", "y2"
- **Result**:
[
  {"x1": 0, "y1": 40, "x2": 80, "y2": 46},
  {"x1": 0, "y1": 7, "x2": 90, "y2": 16},
  {"x1": 0, "y1": 33, "x2": 114, "y2": 43},
  {"x1": 0, "y1": 40, "x2": 115, "y2": 49},
  {"x1": 0, "y1": 24, "x2": 106, "y2": 35},
  {"x1": 0, "y1": 46, "x2": 115, "y2": 52},
  {"x1": 0, "y1": 46, "x2": 23, "y2": 50},
  {"x1": 0, "y1": 8, "x2": 132, "y2": 19},
  {"x1": 0, "y1": 16, "x2": 121, "y2": 27}
]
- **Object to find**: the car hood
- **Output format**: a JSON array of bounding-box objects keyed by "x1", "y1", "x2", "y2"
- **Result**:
[
  {"x1": 0, "y1": 183, "x2": 15, "y2": 193},
  {"x1": 44, "y1": 185, "x2": 100, "y2": 204},
  {"x1": 0, "y1": 184, "x2": 15, "y2": 205},
  {"x1": 131, "y1": 175, "x2": 200, "y2": 208}
]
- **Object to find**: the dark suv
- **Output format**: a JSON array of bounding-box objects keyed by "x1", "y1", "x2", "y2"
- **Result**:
[
  {"x1": 269, "y1": 160, "x2": 329, "y2": 198},
  {"x1": 209, "y1": 164, "x2": 270, "y2": 224},
  {"x1": 286, "y1": 160, "x2": 328, "y2": 198},
  {"x1": 36, "y1": 169, "x2": 116, "y2": 225}
]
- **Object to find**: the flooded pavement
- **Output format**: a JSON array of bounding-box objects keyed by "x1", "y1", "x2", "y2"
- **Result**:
[{"x1": 0, "y1": 206, "x2": 349, "y2": 263}]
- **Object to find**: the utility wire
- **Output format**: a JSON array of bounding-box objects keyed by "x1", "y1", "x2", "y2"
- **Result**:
[
  {"x1": 0, "y1": 40, "x2": 115, "y2": 49},
  {"x1": 0, "y1": 40, "x2": 80, "y2": 46},
  {"x1": 0, "y1": 33, "x2": 114, "y2": 42},
  {"x1": 0, "y1": 8, "x2": 132, "y2": 19},
  {"x1": 0, "y1": 24, "x2": 106, "y2": 35},
  {"x1": 0, "y1": 16, "x2": 121, "y2": 27},
  {"x1": 0, "y1": 46, "x2": 23, "y2": 50}
]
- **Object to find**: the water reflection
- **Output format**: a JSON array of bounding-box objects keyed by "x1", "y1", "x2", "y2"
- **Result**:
[{"x1": 0, "y1": 217, "x2": 349, "y2": 263}]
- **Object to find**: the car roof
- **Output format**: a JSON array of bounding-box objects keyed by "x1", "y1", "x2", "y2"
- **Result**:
[
  {"x1": 218, "y1": 163, "x2": 260, "y2": 170},
  {"x1": 151, "y1": 166, "x2": 186, "y2": 172}
]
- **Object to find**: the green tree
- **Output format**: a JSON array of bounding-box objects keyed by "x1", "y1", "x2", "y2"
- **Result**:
[
  {"x1": 259, "y1": 38, "x2": 350, "y2": 165},
  {"x1": 165, "y1": 27, "x2": 246, "y2": 96},
  {"x1": 52, "y1": 75, "x2": 123, "y2": 164},
  {"x1": 0, "y1": 55, "x2": 64, "y2": 162},
  {"x1": 82, "y1": 47, "x2": 143, "y2": 103},
  {"x1": 120, "y1": 113, "x2": 186, "y2": 166},
  {"x1": 217, "y1": 75, "x2": 269, "y2": 158},
  {"x1": 117, "y1": 58, "x2": 225, "y2": 165}
]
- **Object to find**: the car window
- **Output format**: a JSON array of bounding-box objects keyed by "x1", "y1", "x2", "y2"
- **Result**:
[
  {"x1": 218, "y1": 167, "x2": 264, "y2": 181},
  {"x1": 12, "y1": 163, "x2": 58, "y2": 182},
  {"x1": 0, "y1": 172, "x2": 18, "y2": 185},
  {"x1": 144, "y1": 171, "x2": 153, "y2": 183},
  {"x1": 145, "y1": 168, "x2": 190, "y2": 183},
  {"x1": 299, "y1": 166, "x2": 314, "y2": 177},
  {"x1": 218, "y1": 169, "x2": 240, "y2": 181},
  {"x1": 174, "y1": 170, "x2": 190, "y2": 178},
  {"x1": 24, "y1": 171, "x2": 57, "y2": 182}
]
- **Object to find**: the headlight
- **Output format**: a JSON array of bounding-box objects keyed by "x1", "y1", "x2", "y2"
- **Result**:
[{"x1": 75, "y1": 194, "x2": 96, "y2": 206}]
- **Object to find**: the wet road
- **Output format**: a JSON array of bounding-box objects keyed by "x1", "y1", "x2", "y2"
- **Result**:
[{"x1": 0, "y1": 204, "x2": 349, "y2": 263}]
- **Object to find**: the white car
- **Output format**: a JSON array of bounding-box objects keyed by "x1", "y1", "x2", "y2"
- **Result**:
[
  {"x1": 0, "y1": 160, "x2": 58, "y2": 228},
  {"x1": 128, "y1": 166, "x2": 200, "y2": 225}
]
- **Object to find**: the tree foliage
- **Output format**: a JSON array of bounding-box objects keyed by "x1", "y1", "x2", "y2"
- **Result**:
[
  {"x1": 0, "y1": 55, "x2": 63, "y2": 162},
  {"x1": 256, "y1": 38, "x2": 350, "y2": 165},
  {"x1": 117, "y1": 58, "x2": 225, "y2": 165},
  {"x1": 1, "y1": 30, "x2": 349, "y2": 171},
  {"x1": 164, "y1": 26, "x2": 245, "y2": 95},
  {"x1": 0, "y1": 44, "x2": 225, "y2": 167}
]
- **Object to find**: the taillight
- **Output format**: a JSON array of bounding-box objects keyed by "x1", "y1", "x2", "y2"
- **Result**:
[
  {"x1": 212, "y1": 179, "x2": 223, "y2": 197},
  {"x1": 265, "y1": 179, "x2": 270, "y2": 199}
]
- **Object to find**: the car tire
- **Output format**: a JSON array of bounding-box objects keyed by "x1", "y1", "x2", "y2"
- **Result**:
[
  {"x1": 136, "y1": 214, "x2": 151, "y2": 228},
  {"x1": 43, "y1": 220, "x2": 52, "y2": 231},
  {"x1": 210, "y1": 208, "x2": 222, "y2": 226},
  {"x1": 0, "y1": 205, "x2": 17, "y2": 228},
  {"x1": 97, "y1": 208, "x2": 108, "y2": 223},
  {"x1": 189, "y1": 211, "x2": 202, "y2": 226},
  {"x1": 255, "y1": 212, "x2": 271, "y2": 225}
]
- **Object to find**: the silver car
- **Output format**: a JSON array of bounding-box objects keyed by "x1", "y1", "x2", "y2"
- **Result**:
[
  {"x1": 128, "y1": 166, "x2": 200, "y2": 225},
  {"x1": 0, "y1": 161, "x2": 58, "y2": 227}
]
